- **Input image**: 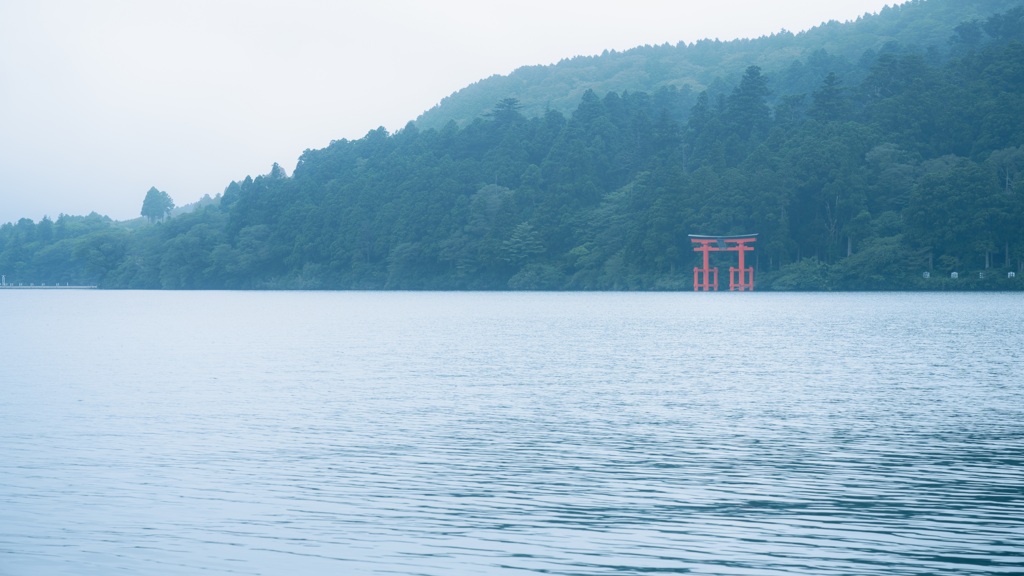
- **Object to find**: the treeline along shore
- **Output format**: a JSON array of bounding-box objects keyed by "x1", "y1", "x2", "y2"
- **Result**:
[{"x1": 2, "y1": 1, "x2": 1023, "y2": 291}]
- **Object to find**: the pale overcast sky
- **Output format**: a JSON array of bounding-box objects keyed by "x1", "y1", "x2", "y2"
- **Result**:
[{"x1": 0, "y1": 0, "x2": 897, "y2": 225}]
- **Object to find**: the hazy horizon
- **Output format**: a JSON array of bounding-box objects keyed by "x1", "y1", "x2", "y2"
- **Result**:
[{"x1": 1, "y1": 0, "x2": 897, "y2": 225}]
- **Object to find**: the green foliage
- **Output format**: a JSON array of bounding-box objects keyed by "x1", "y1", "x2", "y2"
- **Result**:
[
  {"x1": 2, "y1": 0, "x2": 1023, "y2": 291},
  {"x1": 414, "y1": 0, "x2": 1023, "y2": 133},
  {"x1": 140, "y1": 187, "x2": 174, "y2": 223},
  {"x1": 764, "y1": 258, "x2": 832, "y2": 291}
]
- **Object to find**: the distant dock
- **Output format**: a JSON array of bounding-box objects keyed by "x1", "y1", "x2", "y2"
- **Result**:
[
  {"x1": 1, "y1": 274, "x2": 96, "y2": 289},
  {"x1": 0, "y1": 285, "x2": 97, "y2": 289}
]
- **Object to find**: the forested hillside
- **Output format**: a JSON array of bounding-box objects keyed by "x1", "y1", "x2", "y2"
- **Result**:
[
  {"x1": 415, "y1": 0, "x2": 1022, "y2": 131},
  {"x1": 2, "y1": 0, "x2": 1023, "y2": 290}
]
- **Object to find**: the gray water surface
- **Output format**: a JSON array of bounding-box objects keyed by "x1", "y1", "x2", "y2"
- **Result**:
[{"x1": 1, "y1": 291, "x2": 1021, "y2": 575}]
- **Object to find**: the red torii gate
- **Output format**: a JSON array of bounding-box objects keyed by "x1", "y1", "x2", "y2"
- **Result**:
[{"x1": 689, "y1": 234, "x2": 758, "y2": 291}]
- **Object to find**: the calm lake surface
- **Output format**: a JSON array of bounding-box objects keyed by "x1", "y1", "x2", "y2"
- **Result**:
[{"x1": 1, "y1": 291, "x2": 1021, "y2": 575}]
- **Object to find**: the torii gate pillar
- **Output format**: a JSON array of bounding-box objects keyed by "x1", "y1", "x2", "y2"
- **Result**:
[
  {"x1": 691, "y1": 238, "x2": 719, "y2": 291},
  {"x1": 689, "y1": 234, "x2": 758, "y2": 291}
]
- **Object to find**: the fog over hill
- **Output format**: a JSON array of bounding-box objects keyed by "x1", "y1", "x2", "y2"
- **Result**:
[
  {"x1": 1, "y1": 0, "x2": 1022, "y2": 291},
  {"x1": 415, "y1": 0, "x2": 1021, "y2": 131},
  {"x1": 0, "y1": 0, "x2": 903, "y2": 225}
]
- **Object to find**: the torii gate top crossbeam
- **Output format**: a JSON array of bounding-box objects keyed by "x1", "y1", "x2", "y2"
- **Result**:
[
  {"x1": 687, "y1": 234, "x2": 759, "y2": 239},
  {"x1": 689, "y1": 234, "x2": 757, "y2": 251}
]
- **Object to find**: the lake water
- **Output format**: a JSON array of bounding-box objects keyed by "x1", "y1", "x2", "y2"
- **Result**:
[{"x1": 0, "y1": 291, "x2": 1021, "y2": 575}]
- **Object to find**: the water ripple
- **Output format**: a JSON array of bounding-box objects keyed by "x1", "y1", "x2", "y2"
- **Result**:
[{"x1": 1, "y1": 291, "x2": 1022, "y2": 575}]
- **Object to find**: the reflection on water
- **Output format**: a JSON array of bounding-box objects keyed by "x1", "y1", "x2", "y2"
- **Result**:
[{"x1": 1, "y1": 291, "x2": 1022, "y2": 575}]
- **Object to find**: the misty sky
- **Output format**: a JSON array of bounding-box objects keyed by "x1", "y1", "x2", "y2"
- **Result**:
[{"x1": 0, "y1": 0, "x2": 897, "y2": 225}]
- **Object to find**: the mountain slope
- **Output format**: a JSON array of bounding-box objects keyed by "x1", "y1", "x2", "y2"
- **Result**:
[
  {"x1": 415, "y1": 0, "x2": 1022, "y2": 131},
  {"x1": 1, "y1": 0, "x2": 1023, "y2": 291}
]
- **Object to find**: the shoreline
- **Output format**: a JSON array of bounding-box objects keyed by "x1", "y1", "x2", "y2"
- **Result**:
[{"x1": 0, "y1": 285, "x2": 97, "y2": 290}]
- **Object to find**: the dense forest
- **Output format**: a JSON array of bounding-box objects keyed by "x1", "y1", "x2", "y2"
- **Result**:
[
  {"x1": 415, "y1": 0, "x2": 1023, "y2": 131},
  {"x1": 2, "y1": 0, "x2": 1023, "y2": 290}
]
